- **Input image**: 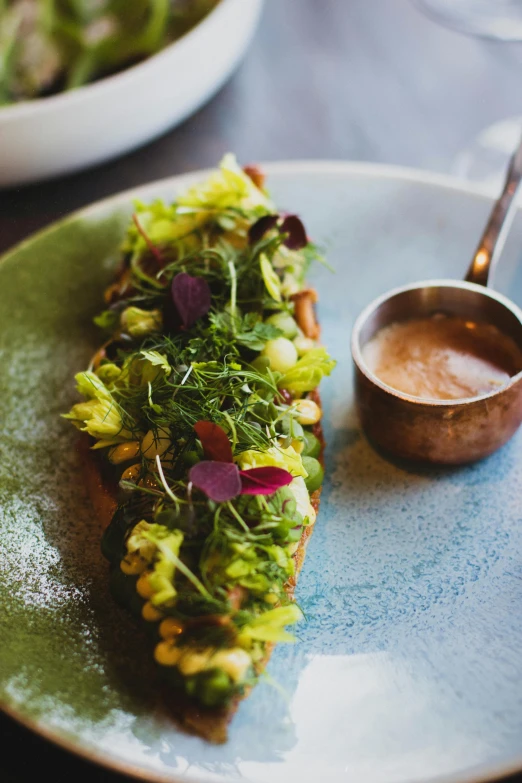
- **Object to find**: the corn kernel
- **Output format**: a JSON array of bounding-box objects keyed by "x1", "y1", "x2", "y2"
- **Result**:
[
  {"x1": 154, "y1": 641, "x2": 181, "y2": 667},
  {"x1": 121, "y1": 463, "x2": 141, "y2": 482},
  {"x1": 291, "y1": 438, "x2": 304, "y2": 454},
  {"x1": 293, "y1": 399, "x2": 322, "y2": 426},
  {"x1": 159, "y1": 618, "x2": 184, "y2": 640},
  {"x1": 120, "y1": 553, "x2": 147, "y2": 575},
  {"x1": 264, "y1": 592, "x2": 279, "y2": 605},
  {"x1": 177, "y1": 648, "x2": 214, "y2": 676},
  {"x1": 141, "y1": 428, "x2": 172, "y2": 461},
  {"x1": 139, "y1": 474, "x2": 159, "y2": 490},
  {"x1": 136, "y1": 571, "x2": 154, "y2": 599},
  {"x1": 142, "y1": 601, "x2": 164, "y2": 622},
  {"x1": 109, "y1": 441, "x2": 140, "y2": 465}
]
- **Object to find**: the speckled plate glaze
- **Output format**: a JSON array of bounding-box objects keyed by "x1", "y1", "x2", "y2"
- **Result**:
[{"x1": 2, "y1": 163, "x2": 522, "y2": 783}]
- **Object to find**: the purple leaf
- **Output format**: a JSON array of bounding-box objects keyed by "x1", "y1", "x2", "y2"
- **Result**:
[
  {"x1": 239, "y1": 466, "x2": 294, "y2": 495},
  {"x1": 248, "y1": 214, "x2": 279, "y2": 244},
  {"x1": 171, "y1": 272, "x2": 211, "y2": 330},
  {"x1": 280, "y1": 215, "x2": 308, "y2": 250},
  {"x1": 189, "y1": 461, "x2": 242, "y2": 503}
]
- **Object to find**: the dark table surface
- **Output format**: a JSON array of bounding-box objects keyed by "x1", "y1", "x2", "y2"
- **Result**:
[{"x1": 2, "y1": 1, "x2": 522, "y2": 781}]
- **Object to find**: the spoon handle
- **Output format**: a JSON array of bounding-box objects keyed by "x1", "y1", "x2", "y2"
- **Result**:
[{"x1": 466, "y1": 132, "x2": 522, "y2": 287}]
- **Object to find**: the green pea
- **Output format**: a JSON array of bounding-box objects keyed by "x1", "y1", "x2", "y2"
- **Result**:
[
  {"x1": 183, "y1": 450, "x2": 200, "y2": 467},
  {"x1": 184, "y1": 675, "x2": 199, "y2": 698},
  {"x1": 265, "y1": 312, "x2": 299, "y2": 339},
  {"x1": 261, "y1": 337, "x2": 298, "y2": 373},
  {"x1": 155, "y1": 508, "x2": 179, "y2": 528},
  {"x1": 302, "y1": 431, "x2": 321, "y2": 458},
  {"x1": 302, "y1": 456, "x2": 324, "y2": 493},
  {"x1": 196, "y1": 668, "x2": 234, "y2": 707},
  {"x1": 280, "y1": 417, "x2": 304, "y2": 441},
  {"x1": 251, "y1": 356, "x2": 271, "y2": 374}
]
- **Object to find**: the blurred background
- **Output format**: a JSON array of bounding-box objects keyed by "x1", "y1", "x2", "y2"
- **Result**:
[
  {"x1": 1, "y1": 0, "x2": 522, "y2": 255},
  {"x1": 3, "y1": 1, "x2": 522, "y2": 781}
]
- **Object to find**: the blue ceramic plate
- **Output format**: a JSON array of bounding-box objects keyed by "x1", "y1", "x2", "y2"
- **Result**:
[{"x1": 2, "y1": 163, "x2": 522, "y2": 783}]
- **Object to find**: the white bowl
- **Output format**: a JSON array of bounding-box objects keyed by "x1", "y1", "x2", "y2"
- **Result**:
[{"x1": 0, "y1": 0, "x2": 263, "y2": 187}]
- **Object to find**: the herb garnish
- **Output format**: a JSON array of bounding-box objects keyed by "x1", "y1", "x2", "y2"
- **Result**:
[{"x1": 64, "y1": 155, "x2": 336, "y2": 715}]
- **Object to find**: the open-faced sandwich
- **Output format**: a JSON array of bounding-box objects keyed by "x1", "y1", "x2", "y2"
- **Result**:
[{"x1": 64, "y1": 155, "x2": 335, "y2": 742}]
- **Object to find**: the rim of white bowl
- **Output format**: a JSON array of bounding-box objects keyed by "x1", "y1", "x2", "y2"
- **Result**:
[{"x1": 0, "y1": 0, "x2": 253, "y2": 120}]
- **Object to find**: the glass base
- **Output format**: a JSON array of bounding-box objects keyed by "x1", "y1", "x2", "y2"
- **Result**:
[{"x1": 414, "y1": 0, "x2": 522, "y2": 41}]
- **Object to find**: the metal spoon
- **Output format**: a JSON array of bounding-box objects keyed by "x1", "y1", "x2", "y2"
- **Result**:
[{"x1": 351, "y1": 134, "x2": 522, "y2": 464}]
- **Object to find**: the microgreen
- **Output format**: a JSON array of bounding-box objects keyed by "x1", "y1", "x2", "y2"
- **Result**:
[
  {"x1": 189, "y1": 459, "x2": 293, "y2": 502},
  {"x1": 239, "y1": 467, "x2": 294, "y2": 495},
  {"x1": 171, "y1": 272, "x2": 212, "y2": 330},
  {"x1": 280, "y1": 214, "x2": 308, "y2": 250},
  {"x1": 189, "y1": 461, "x2": 242, "y2": 503},
  {"x1": 248, "y1": 212, "x2": 308, "y2": 250},
  {"x1": 194, "y1": 421, "x2": 234, "y2": 462},
  {"x1": 248, "y1": 214, "x2": 278, "y2": 244}
]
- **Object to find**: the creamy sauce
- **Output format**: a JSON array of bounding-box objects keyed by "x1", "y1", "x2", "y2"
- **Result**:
[{"x1": 362, "y1": 314, "x2": 522, "y2": 400}]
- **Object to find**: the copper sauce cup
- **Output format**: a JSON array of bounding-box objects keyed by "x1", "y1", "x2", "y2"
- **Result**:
[{"x1": 351, "y1": 136, "x2": 522, "y2": 464}]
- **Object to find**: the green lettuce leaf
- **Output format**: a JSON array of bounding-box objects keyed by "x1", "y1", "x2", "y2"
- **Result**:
[
  {"x1": 120, "y1": 306, "x2": 162, "y2": 338},
  {"x1": 142, "y1": 525, "x2": 184, "y2": 606},
  {"x1": 260, "y1": 253, "x2": 282, "y2": 302},
  {"x1": 237, "y1": 445, "x2": 307, "y2": 478},
  {"x1": 177, "y1": 153, "x2": 273, "y2": 211},
  {"x1": 140, "y1": 350, "x2": 172, "y2": 376},
  {"x1": 278, "y1": 348, "x2": 336, "y2": 394},
  {"x1": 238, "y1": 604, "x2": 303, "y2": 644},
  {"x1": 62, "y1": 371, "x2": 135, "y2": 446}
]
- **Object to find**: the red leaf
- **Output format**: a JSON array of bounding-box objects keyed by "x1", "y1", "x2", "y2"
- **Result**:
[
  {"x1": 248, "y1": 214, "x2": 279, "y2": 244},
  {"x1": 280, "y1": 214, "x2": 308, "y2": 250},
  {"x1": 189, "y1": 461, "x2": 242, "y2": 503},
  {"x1": 194, "y1": 421, "x2": 233, "y2": 463},
  {"x1": 171, "y1": 272, "x2": 211, "y2": 330},
  {"x1": 240, "y1": 467, "x2": 294, "y2": 495}
]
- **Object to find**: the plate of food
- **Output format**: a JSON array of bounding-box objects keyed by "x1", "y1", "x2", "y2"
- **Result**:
[
  {"x1": 1, "y1": 157, "x2": 522, "y2": 783},
  {"x1": 0, "y1": 0, "x2": 263, "y2": 186}
]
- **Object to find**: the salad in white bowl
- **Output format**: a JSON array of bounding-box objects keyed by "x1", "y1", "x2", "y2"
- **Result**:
[{"x1": 0, "y1": 0, "x2": 263, "y2": 186}]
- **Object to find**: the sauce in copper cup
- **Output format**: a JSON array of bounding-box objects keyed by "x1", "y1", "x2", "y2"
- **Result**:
[{"x1": 351, "y1": 135, "x2": 522, "y2": 464}]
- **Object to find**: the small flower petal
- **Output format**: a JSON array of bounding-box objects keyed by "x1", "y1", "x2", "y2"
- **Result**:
[
  {"x1": 194, "y1": 421, "x2": 233, "y2": 463},
  {"x1": 248, "y1": 214, "x2": 279, "y2": 244},
  {"x1": 189, "y1": 461, "x2": 242, "y2": 503},
  {"x1": 280, "y1": 215, "x2": 308, "y2": 250},
  {"x1": 239, "y1": 466, "x2": 294, "y2": 495}
]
